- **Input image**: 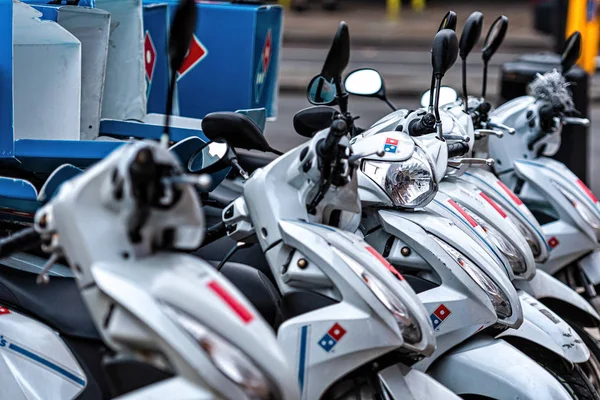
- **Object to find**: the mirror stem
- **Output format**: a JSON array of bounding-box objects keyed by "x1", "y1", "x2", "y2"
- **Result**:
[
  {"x1": 481, "y1": 60, "x2": 488, "y2": 98},
  {"x1": 163, "y1": 71, "x2": 177, "y2": 146},
  {"x1": 462, "y1": 58, "x2": 468, "y2": 113},
  {"x1": 383, "y1": 97, "x2": 398, "y2": 111},
  {"x1": 434, "y1": 77, "x2": 443, "y2": 140},
  {"x1": 428, "y1": 75, "x2": 436, "y2": 113}
]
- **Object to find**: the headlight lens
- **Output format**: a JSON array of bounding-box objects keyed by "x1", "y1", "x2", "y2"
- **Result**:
[
  {"x1": 429, "y1": 235, "x2": 512, "y2": 318},
  {"x1": 361, "y1": 146, "x2": 436, "y2": 208},
  {"x1": 506, "y1": 212, "x2": 543, "y2": 260},
  {"x1": 552, "y1": 181, "x2": 600, "y2": 238},
  {"x1": 160, "y1": 302, "x2": 272, "y2": 399},
  {"x1": 463, "y1": 208, "x2": 528, "y2": 274},
  {"x1": 332, "y1": 247, "x2": 422, "y2": 343}
]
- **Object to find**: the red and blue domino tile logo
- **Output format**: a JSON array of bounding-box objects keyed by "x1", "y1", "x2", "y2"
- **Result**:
[
  {"x1": 430, "y1": 304, "x2": 451, "y2": 330},
  {"x1": 318, "y1": 323, "x2": 347, "y2": 352},
  {"x1": 384, "y1": 138, "x2": 399, "y2": 153}
]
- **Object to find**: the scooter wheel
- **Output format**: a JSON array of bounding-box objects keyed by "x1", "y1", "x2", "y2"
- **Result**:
[{"x1": 565, "y1": 320, "x2": 600, "y2": 395}]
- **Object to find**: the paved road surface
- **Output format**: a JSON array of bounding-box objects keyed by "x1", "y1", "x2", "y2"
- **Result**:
[{"x1": 264, "y1": 93, "x2": 600, "y2": 195}]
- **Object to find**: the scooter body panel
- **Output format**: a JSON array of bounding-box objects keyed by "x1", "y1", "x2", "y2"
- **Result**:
[
  {"x1": 428, "y1": 335, "x2": 572, "y2": 400},
  {"x1": 273, "y1": 219, "x2": 434, "y2": 400},
  {"x1": 497, "y1": 291, "x2": 590, "y2": 364},
  {"x1": 579, "y1": 249, "x2": 600, "y2": 286},
  {"x1": 461, "y1": 167, "x2": 550, "y2": 263},
  {"x1": 439, "y1": 178, "x2": 536, "y2": 280},
  {"x1": 516, "y1": 269, "x2": 600, "y2": 325},
  {"x1": 114, "y1": 376, "x2": 214, "y2": 400},
  {"x1": 378, "y1": 363, "x2": 461, "y2": 400},
  {"x1": 0, "y1": 307, "x2": 86, "y2": 400}
]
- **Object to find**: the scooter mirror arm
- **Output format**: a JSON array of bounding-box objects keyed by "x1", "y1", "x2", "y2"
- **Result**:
[
  {"x1": 448, "y1": 157, "x2": 495, "y2": 167},
  {"x1": 562, "y1": 117, "x2": 590, "y2": 127},
  {"x1": 485, "y1": 120, "x2": 516, "y2": 134}
]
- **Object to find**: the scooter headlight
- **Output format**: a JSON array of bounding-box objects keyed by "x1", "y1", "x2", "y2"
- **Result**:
[
  {"x1": 465, "y1": 210, "x2": 528, "y2": 275},
  {"x1": 552, "y1": 180, "x2": 600, "y2": 239},
  {"x1": 361, "y1": 146, "x2": 436, "y2": 208},
  {"x1": 160, "y1": 303, "x2": 273, "y2": 399},
  {"x1": 429, "y1": 235, "x2": 512, "y2": 318},
  {"x1": 333, "y1": 247, "x2": 422, "y2": 343}
]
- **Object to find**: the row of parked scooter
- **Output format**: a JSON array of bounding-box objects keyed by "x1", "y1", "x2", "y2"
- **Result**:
[{"x1": 0, "y1": 0, "x2": 599, "y2": 399}]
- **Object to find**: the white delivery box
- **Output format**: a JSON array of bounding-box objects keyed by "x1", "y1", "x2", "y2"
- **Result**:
[{"x1": 13, "y1": 1, "x2": 81, "y2": 141}]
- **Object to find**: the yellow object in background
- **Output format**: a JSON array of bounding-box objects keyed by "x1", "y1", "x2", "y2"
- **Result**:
[
  {"x1": 412, "y1": 0, "x2": 425, "y2": 12},
  {"x1": 387, "y1": 0, "x2": 400, "y2": 20},
  {"x1": 566, "y1": 0, "x2": 599, "y2": 74},
  {"x1": 278, "y1": 0, "x2": 291, "y2": 8}
]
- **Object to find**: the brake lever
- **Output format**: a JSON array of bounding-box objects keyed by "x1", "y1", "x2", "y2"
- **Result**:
[
  {"x1": 448, "y1": 158, "x2": 495, "y2": 168},
  {"x1": 443, "y1": 134, "x2": 471, "y2": 142},
  {"x1": 486, "y1": 121, "x2": 516, "y2": 135},
  {"x1": 348, "y1": 149, "x2": 385, "y2": 164},
  {"x1": 475, "y1": 129, "x2": 504, "y2": 139},
  {"x1": 562, "y1": 117, "x2": 590, "y2": 127}
]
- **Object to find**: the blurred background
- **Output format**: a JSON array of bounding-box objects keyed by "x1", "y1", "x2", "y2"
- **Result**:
[{"x1": 257, "y1": 0, "x2": 600, "y2": 195}]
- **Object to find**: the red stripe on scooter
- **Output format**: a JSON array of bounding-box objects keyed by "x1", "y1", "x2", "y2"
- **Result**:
[
  {"x1": 448, "y1": 199, "x2": 478, "y2": 228},
  {"x1": 207, "y1": 280, "x2": 254, "y2": 324},
  {"x1": 365, "y1": 246, "x2": 404, "y2": 280},
  {"x1": 497, "y1": 181, "x2": 524, "y2": 206},
  {"x1": 577, "y1": 179, "x2": 599, "y2": 204},
  {"x1": 479, "y1": 192, "x2": 507, "y2": 218}
]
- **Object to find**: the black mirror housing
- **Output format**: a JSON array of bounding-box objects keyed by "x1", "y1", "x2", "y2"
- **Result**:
[
  {"x1": 460, "y1": 11, "x2": 484, "y2": 59},
  {"x1": 293, "y1": 106, "x2": 338, "y2": 138},
  {"x1": 432, "y1": 29, "x2": 459, "y2": 77},
  {"x1": 482, "y1": 15, "x2": 508, "y2": 62},
  {"x1": 168, "y1": 0, "x2": 198, "y2": 72},
  {"x1": 561, "y1": 31, "x2": 582, "y2": 74},
  {"x1": 321, "y1": 21, "x2": 350, "y2": 82},
  {"x1": 438, "y1": 11, "x2": 458, "y2": 32}
]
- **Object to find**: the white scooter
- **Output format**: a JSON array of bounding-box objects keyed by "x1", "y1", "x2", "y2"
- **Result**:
[
  {"x1": 0, "y1": 1, "x2": 301, "y2": 398},
  {"x1": 292, "y1": 24, "x2": 595, "y2": 399},
  {"x1": 193, "y1": 22, "x2": 461, "y2": 400}
]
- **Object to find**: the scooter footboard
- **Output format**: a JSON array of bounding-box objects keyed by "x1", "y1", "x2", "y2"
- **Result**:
[
  {"x1": 428, "y1": 336, "x2": 572, "y2": 400},
  {"x1": 378, "y1": 363, "x2": 460, "y2": 400},
  {"x1": 113, "y1": 377, "x2": 214, "y2": 400}
]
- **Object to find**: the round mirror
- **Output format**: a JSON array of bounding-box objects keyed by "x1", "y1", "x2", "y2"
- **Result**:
[
  {"x1": 420, "y1": 87, "x2": 459, "y2": 108},
  {"x1": 307, "y1": 75, "x2": 337, "y2": 105},
  {"x1": 561, "y1": 31, "x2": 582, "y2": 74},
  {"x1": 482, "y1": 16, "x2": 508, "y2": 62},
  {"x1": 344, "y1": 68, "x2": 383, "y2": 97},
  {"x1": 189, "y1": 141, "x2": 228, "y2": 173}
]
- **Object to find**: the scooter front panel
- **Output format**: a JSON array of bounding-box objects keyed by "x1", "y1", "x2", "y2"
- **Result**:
[{"x1": 0, "y1": 307, "x2": 86, "y2": 400}]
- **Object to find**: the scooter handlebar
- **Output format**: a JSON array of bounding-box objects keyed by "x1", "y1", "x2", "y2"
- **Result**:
[
  {"x1": 447, "y1": 141, "x2": 470, "y2": 158},
  {"x1": 0, "y1": 227, "x2": 41, "y2": 259},
  {"x1": 408, "y1": 113, "x2": 436, "y2": 136}
]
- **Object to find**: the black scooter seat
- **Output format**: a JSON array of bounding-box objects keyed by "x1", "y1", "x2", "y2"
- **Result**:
[{"x1": 0, "y1": 267, "x2": 100, "y2": 340}]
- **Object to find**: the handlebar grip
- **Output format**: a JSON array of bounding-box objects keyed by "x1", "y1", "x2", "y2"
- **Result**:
[
  {"x1": 201, "y1": 222, "x2": 228, "y2": 248},
  {"x1": 0, "y1": 227, "x2": 41, "y2": 259},
  {"x1": 447, "y1": 142, "x2": 470, "y2": 158},
  {"x1": 408, "y1": 113, "x2": 436, "y2": 136},
  {"x1": 539, "y1": 104, "x2": 556, "y2": 122},
  {"x1": 319, "y1": 119, "x2": 348, "y2": 158}
]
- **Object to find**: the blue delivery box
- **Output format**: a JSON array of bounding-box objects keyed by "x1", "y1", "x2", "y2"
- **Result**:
[{"x1": 142, "y1": 1, "x2": 283, "y2": 120}]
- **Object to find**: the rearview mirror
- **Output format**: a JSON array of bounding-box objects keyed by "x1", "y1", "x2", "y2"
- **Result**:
[
  {"x1": 561, "y1": 31, "x2": 582, "y2": 74},
  {"x1": 482, "y1": 15, "x2": 508, "y2": 62},
  {"x1": 460, "y1": 12, "x2": 484, "y2": 59},
  {"x1": 420, "y1": 87, "x2": 459, "y2": 108},
  {"x1": 344, "y1": 69, "x2": 383, "y2": 97},
  {"x1": 322, "y1": 21, "x2": 350, "y2": 82},
  {"x1": 293, "y1": 106, "x2": 338, "y2": 138},
  {"x1": 432, "y1": 29, "x2": 459, "y2": 78},
  {"x1": 168, "y1": 0, "x2": 198, "y2": 74},
  {"x1": 438, "y1": 11, "x2": 457, "y2": 32},
  {"x1": 307, "y1": 75, "x2": 337, "y2": 105},
  {"x1": 189, "y1": 141, "x2": 230, "y2": 173}
]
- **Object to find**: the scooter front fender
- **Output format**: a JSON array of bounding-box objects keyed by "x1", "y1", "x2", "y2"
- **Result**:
[
  {"x1": 428, "y1": 336, "x2": 572, "y2": 400},
  {"x1": 516, "y1": 270, "x2": 600, "y2": 326},
  {"x1": 378, "y1": 364, "x2": 460, "y2": 400},
  {"x1": 114, "y1": 377, "x2": 214, "y2": 400},
  {"x1": 578, "y1": 249, "x2": 600, "y2": 286},
  {"x1": 497, "y1": 291, "x2": 589, "y2": 364}
]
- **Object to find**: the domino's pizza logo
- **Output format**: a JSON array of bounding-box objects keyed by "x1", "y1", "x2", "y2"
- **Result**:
[
  {"x1": 318, "y1": 323, "x2": 347, "y2": 352},
  {"x1": 255, "y1": 29, "x2": 272, "y2": 103},
  {"x1": 384, "y1": 137, "x2": 399, "y2": 153},
  {"x1": 430, "y1": 304, "x2": 451, "y2": 330}
]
